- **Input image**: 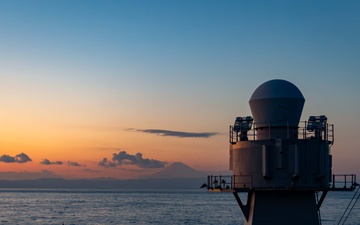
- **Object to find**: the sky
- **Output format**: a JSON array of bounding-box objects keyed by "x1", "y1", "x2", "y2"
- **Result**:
[{"x1": 0, "y1": 0, "x2": 359, "y2": 179}]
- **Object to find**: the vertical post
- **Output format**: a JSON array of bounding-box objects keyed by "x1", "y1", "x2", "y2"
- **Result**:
[
  {"x1": 262, "y1": 145, "x2": 269, "y2": 178},
  {"x1": 229, "y1": 126, "x2": 232, "y2": 143},
  {"x1": 233, "y1": 175, "x2": 236, "y2": 189},
  {"x1": 355, "y1": 174, "x2": 357, "y2": 186},
  {"x1": 345, "y1": 175, "x2": 347, "y2": 188},
  {"x1": 254, "y1": 122, "x2": 256, "y2": 140}
]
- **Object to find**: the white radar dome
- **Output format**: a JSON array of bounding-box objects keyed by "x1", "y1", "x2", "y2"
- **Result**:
[{"x1": 249, "y1": 79, "x2": 305, "y2": 128}]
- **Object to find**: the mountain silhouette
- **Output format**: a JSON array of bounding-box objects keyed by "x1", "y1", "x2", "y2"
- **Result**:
[
  {"x1": 147, "y1": 162, "x2": 208, "y2": 179},
  {"x1": 0, "y1": 162, "x2": 231, "y2": 189}
]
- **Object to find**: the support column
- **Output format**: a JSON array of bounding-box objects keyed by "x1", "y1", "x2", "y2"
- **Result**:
[{"x1": 235, "y1": 191, "x2": 320, "y2": 225}]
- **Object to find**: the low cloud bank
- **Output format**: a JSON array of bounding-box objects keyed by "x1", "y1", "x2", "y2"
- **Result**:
[
  {"x1": 41, "y1": 159, "x2": 83, "y2": 167},
  {"x1": 98, "y1": 151, "x2": 166, "y2": 169},
  {"x1": 0, "y1": 153, "x2": 32, "y2": 163},
  {"x1": 41, "y1": 159, "x2": 63, "y2": 165},
  {"x1": 67, "y1": 161, "x2": 83, "y2": 167}
]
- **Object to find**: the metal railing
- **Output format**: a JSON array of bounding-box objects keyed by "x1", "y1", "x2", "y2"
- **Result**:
[
  {"x1": 207, "y1": 175, "x2": 253, "y2": 191},
  {"x1": 207, "y1": 174, "x2": 338, "y2": 191},
  {"x1": 229, "y1": 121, "x2": 334, "y2": 145},
  {"x1": 331, "y1": 174, "x2": 357, "y2": 191}
]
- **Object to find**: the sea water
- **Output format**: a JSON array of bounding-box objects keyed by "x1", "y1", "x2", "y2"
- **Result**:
[{"x1": 0, "y1": 189, "x2": 358, "y2": 225}]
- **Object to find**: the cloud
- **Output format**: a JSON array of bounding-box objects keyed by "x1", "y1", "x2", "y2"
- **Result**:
[
  {"x1": 98, "y1": 158, "x2": 117, "y2": 168},
  {"x1": 0, "y1": 153, "x2": 32, "y2": 163},
  {"x1": 98, "y1": 151, "x2": 166, "y2": 169},
  {"x1": 67, "y1": 161, "x2": 83, "y2": 167},
  {"x1": 129, "y1": 128, "x2": 218, "y2": 138},
  {"x1": 40, "y1": 159, "x2": 63, "y2": 165},
  {"x1": 40, "y1": 159, "x2": 83, "y2": 167}
]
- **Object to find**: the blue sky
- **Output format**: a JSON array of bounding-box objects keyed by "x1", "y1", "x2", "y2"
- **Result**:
[{"x1": 0, "y1": 0, "x2": 359, "y2": 178}]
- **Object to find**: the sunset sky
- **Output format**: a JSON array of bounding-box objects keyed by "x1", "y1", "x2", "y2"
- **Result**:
[{"x1": 1, "y1": 0, "x2": 359, "y2": 179}]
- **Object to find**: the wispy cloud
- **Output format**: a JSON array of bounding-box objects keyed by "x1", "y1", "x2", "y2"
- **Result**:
[
  {"x1": 127, "y1": 128, "x2": 218, "y2": 138},
  {"x1": 0, "y1": 153, "x2": 32, "y2": 163},
  {"x1": 98, "y1": 151, "x2": 166, "y2": 169},
  {"x1": 98, "y1": 158, "x2": 117, "y2": 168},
  {"x1": 40, "y1": 159, "x2": 63, "y2": 165},
  {"x1": 40, "y1": 159, "x2": 83, "y2": 167},
  {"x1": 67, "y1": 161, "x2": 83, "y2": 167}
]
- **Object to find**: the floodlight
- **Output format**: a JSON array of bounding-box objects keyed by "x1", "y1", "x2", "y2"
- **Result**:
[
  {"x1": 307, "y1": 115, "x2": 327, "y2": 132},
  {"x1": 233, "y1": 116, "x2": 253, "y2": 141},
  {"x1": 307, "y1": 116, "x2": 316, "y2": 132},
  {"x1": 307, "y1": 115, "x2": 328, "y2": 139},
  {"x1": 233, "y1": 117, "x2": 242, "y2": 132}
]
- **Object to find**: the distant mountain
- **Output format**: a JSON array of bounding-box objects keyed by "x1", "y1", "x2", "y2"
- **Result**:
[
  {"x1": 0, "y1": 162, "x2": 230, "y2": 189},
  {"x1": 0, "y1": 177, "x2": 207, "y2": 189},
  {"x1": 147, "y1": 162, "x2": 207, "y2": 179}
]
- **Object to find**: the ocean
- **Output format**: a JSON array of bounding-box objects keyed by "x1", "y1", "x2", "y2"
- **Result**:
[{"x1": 0, "y1": 189, "x2": 358, "y2": 225}]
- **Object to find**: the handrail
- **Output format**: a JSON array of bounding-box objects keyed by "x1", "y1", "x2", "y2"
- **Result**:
[
  {"x1": 207, "y1": 175, "x2": 253, "y2": 190},
  {"x1": 207, "y1": 174, "x2": 356, "y2": 192},
  {"x1": 229, "y1": 120, "x2": 334, "y2": 144},
  {"x1": 331, "y1": 174, "x2": 357, "y2": 190},
  {"x1": 207, "y1": 174, "x2": 336, "y2": 191}
]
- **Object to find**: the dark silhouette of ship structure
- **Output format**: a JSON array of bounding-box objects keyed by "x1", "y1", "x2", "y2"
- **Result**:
[{"x1": 207, "y1": 79, "x2": 357, "y2": 225}]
